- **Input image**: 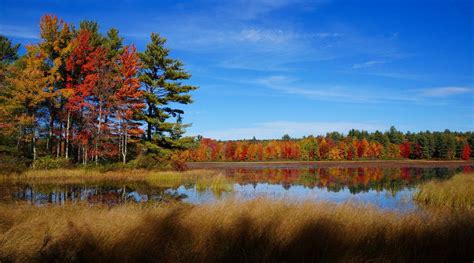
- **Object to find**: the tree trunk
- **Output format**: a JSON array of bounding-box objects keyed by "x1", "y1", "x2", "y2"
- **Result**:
[
  {"x1": 47, "y1": 113, "x2": 53, "y2": 153},
  {"x1": 56, "y1": 121, "x2": 62, "y2": 158},
  {"x1": 147, "y1": 104, "x2": 152, "y2": 141},
  {"x1": 95, "y1": 104, "x2": 102, "y2": 165},
  {"x1": 32, "y1": 128, "x2": 37, "y2": 168},
  {"x1": 77, "y1": 145, "x2": 81, "y2": 164},
  {"x1": 122, "y1": 131, "x2": 127, "y2": 164},
  {"x1": 83, "y1": 145, "x2": 88, "y2": 165},
  {"x1": 65, "y1": 111, "x2": 70, "y2": 159},
  {"x1": 16, "y1": 125, "x2": 22, "y2": 151}
]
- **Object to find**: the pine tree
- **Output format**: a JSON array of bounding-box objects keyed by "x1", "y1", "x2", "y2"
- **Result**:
[
  {"x1": 0, "y1": 35, "x2": 20, "y2": 68},
  {"x1": 139, "y1": 33, "x2": 197, "y2": 151}
]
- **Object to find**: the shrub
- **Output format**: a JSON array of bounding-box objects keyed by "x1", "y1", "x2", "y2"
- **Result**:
[
  {"x1": 0, "y1": 154, "x2": 28, "y2": 174},
  {"x1": 32, "y1": 157, "x2": 71, "y2": 170}
]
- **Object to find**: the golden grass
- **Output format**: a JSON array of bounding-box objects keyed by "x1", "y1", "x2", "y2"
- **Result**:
[
  {"x1": 195, "y1": 174, "x2": 234, "y2": 194},
  {"x1": 0, "y1": 199, "x2": 473, "y2": 262},
  {"x1": 414, "y1": 173, "x2": 474, "y2": 211},
  {"x1": 1, "y1": 169, "x2": 220, "y2": 184}
]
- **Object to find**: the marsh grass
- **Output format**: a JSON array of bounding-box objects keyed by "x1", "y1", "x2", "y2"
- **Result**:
[
  {"x1": 2, "y1": 169, "x2": 221, "y2": 185},
  {"x1": 414, "y1": 173, "x2": 474, "y2": 210},
  {"x1": 195, "y1": 174, "x2": 234, "y2": 195},
  {"x1": 0, "y1": 199, "x2": 473, "y2": 262}
]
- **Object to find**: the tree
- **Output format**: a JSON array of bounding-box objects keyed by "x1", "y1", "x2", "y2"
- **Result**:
[
  {"x1": 357, "y1": 139, "x2": 369, "y2": 158},
  {"x1": 0, "y1": 35, "x2": 20, "y2": 69},
  {"x1": 38, "y1": 14, "x2": 73, "y2": 155},
  {"x1": 400, "y1": 141, "x2": 411, "y2": 159},
  {"x1": 65, "y1": 29, "x2": 96, "y2": 162},
  {"x1": 139, "y1": 33, "x2": 197, "y2": 149},
  {"x1": 386, "y1": 126, "x2": 404, "y2": 144},
  {"x1": 115, "y1": 46, "x2": 144, "y2": 163},
  {"x1": 371, "y1": 130, "x2": 389, "y2": 146},
  {"x1": 299, "y1": 136, "x2": 319, "y2": 160},
  {"x1": 461, "y1": 144, "x2": 471, "y2": 160},
  {"x1": 0, "y1": 36, "x2": 20, "y2": 139},
  {"x1": 4, "y1": 45, "x2": 50, "y2": 165}
]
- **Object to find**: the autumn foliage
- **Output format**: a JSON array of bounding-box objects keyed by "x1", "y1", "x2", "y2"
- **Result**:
[
  {"x1": 0, "y1": 14, "x2": 196, "y2": 167},
  {"x1": 0, "y1": 15, "x2": 472, "y2": 168},
  {"x1": 188, "y1": 132, "x2": 473, "y2": 162}
]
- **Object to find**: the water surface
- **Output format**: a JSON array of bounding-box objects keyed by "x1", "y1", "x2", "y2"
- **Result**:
[{"x1": 1, "y1": 164, "x2": 471, "y2": 212}]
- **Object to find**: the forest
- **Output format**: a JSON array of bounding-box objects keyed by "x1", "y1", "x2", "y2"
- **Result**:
[
  {"x1": 0, "y1": 15, "x2": 196, "y2": 170},
  {"x1": 0, "y1": 15, "x2": 472, "y2": 172},
  {"x1": 189, "y1": 128, "x2": 473, "y2": 162}
]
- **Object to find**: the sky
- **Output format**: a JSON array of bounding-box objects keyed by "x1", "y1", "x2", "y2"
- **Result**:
[{"x1": 1, "y1": 0, "x2": 473, "y2": 139}]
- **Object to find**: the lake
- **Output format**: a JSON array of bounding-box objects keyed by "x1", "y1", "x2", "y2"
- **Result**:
[{"x1": 1, "y1": 163, "x2": 472, "y2": 212}]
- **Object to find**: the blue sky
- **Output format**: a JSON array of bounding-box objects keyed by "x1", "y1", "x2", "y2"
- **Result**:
[{"x1": 1, "y1": 0, "x2": 473, "y2": 139}]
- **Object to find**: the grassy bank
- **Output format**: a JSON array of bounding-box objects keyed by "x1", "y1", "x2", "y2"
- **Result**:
[
  {"x1": 1, "y1": 169, "x2": 234, "y2": 196},
  {"x1": 414, "y1": 173, "x2": 474, "y2": 210},
  {"x1": 1, "y1": 200, "x2": 473, "y2": 263},
  {"x1": 2, "y1": 168, "x2": 219, "y2": 184}
]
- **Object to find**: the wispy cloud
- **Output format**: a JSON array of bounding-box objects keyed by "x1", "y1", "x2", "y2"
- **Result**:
[
  {"x1": 255, "y1": 75, "x2": 471, "y2": 105},
  {"x1": 216, "y1": 0, "x2": 321, "y2": 20},
  {"x1": 0, "y1": 24, "x2": 38, "y2": 39},
  {"x1": 315, "y1": 32, "x2": 341, "y2": 38},
  {"x1": 235, "y1": 28, "x2": 294, "y2": 43},
  {"x1": 256, "y1": 75, "x2": 420, "y2": 103},
  {"x1": 122, "y1": 1, "x2": 401, "y2": 72},
  {"x1": 420, "y1": 87, "x2": 473, "y2": 97},
  {"x1": 355, "y1": 71, "x2": 426, "y2": 81},
  {"x1": 352, "y1": 60, "x2": 385, "y2": 69},
  {"x1": 195, "y1": 121, "x2": 385, "y2": 140}
]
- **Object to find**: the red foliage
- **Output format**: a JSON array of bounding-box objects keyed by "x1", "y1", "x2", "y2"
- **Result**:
[
  {"x1": 115, "y1": 45, "x2": 145, "y2": 137},
  {"x1": 461, "y1": 144, "x2": 471, "y2": 160},
  {"x1": 224, "y1": 141, "x2": 236, "y2": 161},
  {"x1": 399, "y1": 141, "x2": 411, "y2": 159}
]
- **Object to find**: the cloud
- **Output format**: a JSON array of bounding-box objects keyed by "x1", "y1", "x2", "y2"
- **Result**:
[
  {"x1": 217, "y1": 0, "x2": 320, "y2": 20},
  {"x1": 352, "y1": 60, "x2": 385, "y2": 69},
  {"x1": 236, "y1": 28, "x2": 293, "y2": 43},
  {"x1": 256, "y1": 76, "x2": 473, "y2": 105},
  {"x1": 355, "y1": 71, "x2": 426, "y2": 81},
  {"x1": 194, "y1": 121, "x2": 385, "y2": 140},
  {"x1": 0, "y1": 24, "x2": 38, "y2": 39},
  {"x1": 123, "y1": 1, "x2": 403, "y2": 72},
  {"x1": 420, "y1": 87, "x2": 472, "y2": 97},
  {"x1": 256, "y1": 75, "x2": 419, "y2": 103},
  {"x1": 315, "y1": 32, "x2": 341, "y2": 38}
]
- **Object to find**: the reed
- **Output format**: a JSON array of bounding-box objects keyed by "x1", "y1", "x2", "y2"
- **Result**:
[
  {"x1": 414, "y1": 173, "x2": 474, "y2": 210},
  {"x1": 1, "y1": 199, "x2": 472, "y2": 262},
  {"x1": 2, "y1": 169, "x2": 219, "y2": 184}
]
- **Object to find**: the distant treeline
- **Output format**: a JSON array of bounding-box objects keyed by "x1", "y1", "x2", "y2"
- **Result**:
[{"x1": 188, "y1": 127, "x2": 473, "y2": 161}]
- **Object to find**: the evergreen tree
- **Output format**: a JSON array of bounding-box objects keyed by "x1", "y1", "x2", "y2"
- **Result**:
[
  {"x1": 139, "y1": 33, "x2": 197, "y2": 150},
  {"x1": 386, "y1": 126, "x2": 404, "y2": 144},
  {"x1": 371, "y1": 130, "x2": 389, "y2": 146},
  {"x1": 0, "y1": 35, "x2": 20, "y2": 68}
]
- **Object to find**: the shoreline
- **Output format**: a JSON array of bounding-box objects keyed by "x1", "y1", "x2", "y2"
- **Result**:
[{"x1": 188, "y1": 159, "x2": 474, "y2": 169}]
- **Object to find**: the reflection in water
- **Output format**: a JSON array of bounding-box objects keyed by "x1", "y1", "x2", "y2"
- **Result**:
[{"x1": 1, "y1": 166, "x2": 471, "y2": 211}]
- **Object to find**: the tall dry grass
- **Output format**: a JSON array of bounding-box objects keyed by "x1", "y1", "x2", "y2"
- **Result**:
[
  {"x1": 414, "y1": 173, "x2": 474, "y2": 210},
  {"x1": 2, "y1": 169, "x2": 219, "y2": 184},
  {"x1": 1, "y1": 199, "x2": 473, "y2": 262}
]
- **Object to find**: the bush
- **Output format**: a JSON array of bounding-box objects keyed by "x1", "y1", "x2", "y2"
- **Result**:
[
  {"x1": 0, "y1": 154, "x2": 28, "y2": 174},
  {"x1": 33, "y1": 157, "x2": 71, "y2": 170}
]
